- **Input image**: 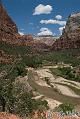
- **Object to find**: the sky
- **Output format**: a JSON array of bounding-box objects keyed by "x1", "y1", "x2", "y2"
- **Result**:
[{"x1": 2, "y1": 0, "x2": 80, "y2": 36}]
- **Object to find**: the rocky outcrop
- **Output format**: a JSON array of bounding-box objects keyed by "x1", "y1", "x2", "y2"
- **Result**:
[
  {"x1": 31, "y1": 41, "x2": 50, "y2": 52},
  {"x1": 34, "y1": 36, "x2": 56, "y2": 46},
  {"x1": 0, "y1": 50, "x2": 13, "y2": 64},
  {"x1": 0, "y1": 112, "x2": 21, "y2": 119},
  {"x1": 0, "y1": 2, "x2": 49, "y2": 52},
  {"x1": 0, "y1": 1, "x2": 34, "y2": 46},
  {"x1": 14, "y1": 34, "x2": 34, "y2": 46},
  {"x1": 0, "y1": 1, "x2": 18, "y2": 44},
  {"x1": 52, "y1": 12, "x2": 80, "y2": 50}
]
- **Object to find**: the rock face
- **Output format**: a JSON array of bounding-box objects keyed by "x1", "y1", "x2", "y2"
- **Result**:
[
  {"x1": 14, "y1": 34, "x2": 34, "y2": 46},
  {"x1": 34, "y1": 36, "x2": 56, "y2": 46},
  {"x1": 0, "y1": 1, "x2": 34, "y2": 45},
  {"x1": 0, "y1": 1, "x2": 18, "y2": 44},
  {"x1": 0, "y1": 2, "x2": 50, "y2": 52},
  {"x1": 0, "y1": 112, "x2": 22, "y2": 119},
  {"x1": 52, "y1": 12, "x2": 80, "y2": 50},
  {"x1": 31, "y1": 40, "x2": 50, "y2": 52},
  {"x1": 0, "y1": 50, "x2": 13, "y2": 64}
]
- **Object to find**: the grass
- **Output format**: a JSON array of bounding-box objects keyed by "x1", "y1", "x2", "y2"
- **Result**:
[
  {"x1": 49, "y1": 68, "x2": 62, "y2": 77},
  {"x1": 49, "y1": 67, "x2": 80, "y2": 82}
]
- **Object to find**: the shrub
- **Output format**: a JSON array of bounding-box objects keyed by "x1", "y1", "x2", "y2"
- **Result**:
[{"x1": 59, "y1": 103, "x2": 75, "y2": 115}]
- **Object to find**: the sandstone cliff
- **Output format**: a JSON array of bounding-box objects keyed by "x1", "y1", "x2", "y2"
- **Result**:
[
  {"x1": 52, "y1": 12, "x2": 80, "y2": 50},
  {"x1": 0, "y1": 1, "x2": 34, "y2": 46},
  {"x1": 0, "y1": 2, "x2": 49, "y2": 52},
  {"x1": 0, "y1": 1, "x2": 18, "y2": 44}
]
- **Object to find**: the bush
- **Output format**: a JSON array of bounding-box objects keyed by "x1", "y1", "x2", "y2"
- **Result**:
[
  {"x1": 11, "y1": 81, "x2": 49, "y2": 116},
  {"x1": 50, "y1": 67, "x2": 80, "y2": 82},
  {"x1": 22, "y1": 55, "x2": 42, "y2": 68},
  {"x1": 0, "y1": 73, "x2": 48, "y2": 117},
  {"x1": 59, "y1": 103, "x2": 75, "y2": 115}
]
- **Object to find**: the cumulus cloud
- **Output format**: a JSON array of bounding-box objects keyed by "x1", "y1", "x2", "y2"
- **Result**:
[
  {"x1": 33, "y1": 4, "x2": 53, "y2": 15},
  {"x1": 55, "y1": 15, "x2": 62, "y2": 20},
  {"x1": 40, "y1": 19, "x2": 66, "y2": 26},
  {"x1": 19, "y1": 32, "x2": 24, "y2": 36},
  {"x1": 37, "y1": 28, "x2": 53, "y2": 36},
  {"x1": 59, "y1": 26, "x2": 65, "y2": 35}
]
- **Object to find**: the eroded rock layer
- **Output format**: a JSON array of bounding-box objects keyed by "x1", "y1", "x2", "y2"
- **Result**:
[
  {"x1": 52, "y1": 13, "x2": 80, "y2": 50},
  {"x1": 0, "y1": 2, "x2": 34, "y2": 46}
]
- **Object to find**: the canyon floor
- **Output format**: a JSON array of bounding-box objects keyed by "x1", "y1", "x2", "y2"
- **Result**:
[{"x1": 26, "y1": 65, "x2": 80, "y2": 110}]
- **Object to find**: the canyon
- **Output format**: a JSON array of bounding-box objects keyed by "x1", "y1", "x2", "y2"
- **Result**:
[{"x1": 0, "y1": 1, "x2": 80, "y2": 119}]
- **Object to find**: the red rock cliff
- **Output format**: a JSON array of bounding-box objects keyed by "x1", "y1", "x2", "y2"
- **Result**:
[
  {"x1": 0, "y1": 1, "x2": 19, "y2": 44},
  {"x1": 0, "y1": 2, "x2": 51, "y2": 51},
  {"x1": 51, "y1": 13, "x2": 80, "y2": 50},
  {"x1": 0, "y1": 1, "x2": 33, "y2": 45}
]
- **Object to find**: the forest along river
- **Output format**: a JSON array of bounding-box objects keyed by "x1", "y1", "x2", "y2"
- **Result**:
[{"x1": 27, "y1": 68, "x2": 80, "y2": 105}]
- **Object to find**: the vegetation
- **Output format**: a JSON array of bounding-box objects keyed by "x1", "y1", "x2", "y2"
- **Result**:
[
  {"x1": 58, "y1": 103, "x2": 75, "y2": 115},
  {"x1": 0, "y1": 41, "x2": 31, "y2": 55},
  {"x1": 0, "y1": 42, "x2": 80, "y2": 117},
  {"x1": 21, "y1": 55, "x2": 42, "y2": 68},
  {"x1": 41, "y1": 49, "x2": 80, "y2": 67},
  {"x1": 13, "y1": 81, "x2": 48, "y2": 116},
  {"x1": 50, "y1": 67, "x2": 80, "y2": 82},
  {"x1": 0, "y1": 65, "x2": 48, "y2": 117},
  {"x1": 0, "y1": 41, "x2": 80, "y2": 68}
]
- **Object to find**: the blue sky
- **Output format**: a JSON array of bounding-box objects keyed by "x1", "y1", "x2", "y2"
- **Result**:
[{"x1": 3, "y1": 0, "x2": 80, "y2": 36}]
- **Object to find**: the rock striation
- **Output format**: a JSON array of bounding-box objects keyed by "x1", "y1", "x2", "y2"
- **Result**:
[
  {"x1": 52, "y1": 12, "x2": 80, "y2": 50},
  {"x1": 0, "y1": 1, "x2": 18, "y2": 44},
  {"x1": 0, "y1": 1, "x2": 33, "y2": 46}
]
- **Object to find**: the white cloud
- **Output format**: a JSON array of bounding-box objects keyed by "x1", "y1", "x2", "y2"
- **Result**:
[
  {"x1": 40, "y1": 19, "x2": 66, "y2": 26},
  {"x1": 33, "y1": 4, "x2": 53, "y2": 15},
  {"x1": 55, "y1": 15, "x2": 62, "y2": 20},
  {"x1": 19, "y1": 32, "x2": 24, "y2": 36},
  {"x1": 37, "y1": 28, "x2": 53, "y2": 36},
  {"x1": 59, "y1": 26, "x2": 65, "y2": 35}
]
